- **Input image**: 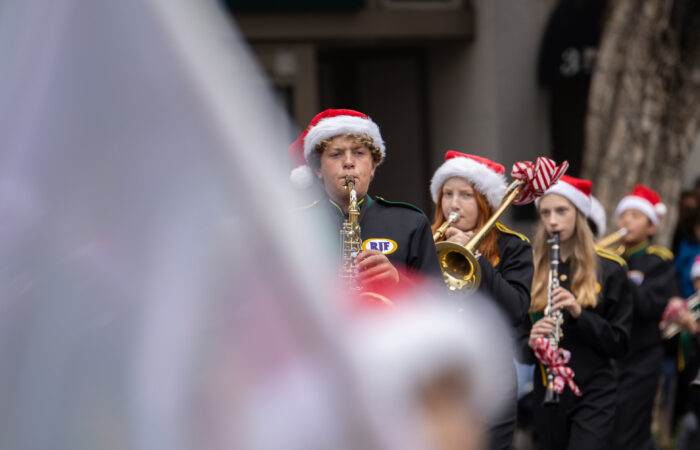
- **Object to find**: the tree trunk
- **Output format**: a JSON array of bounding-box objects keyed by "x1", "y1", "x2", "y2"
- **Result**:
[{"x1": 584, "y1": 0, "x2": 700, "y2": 246}]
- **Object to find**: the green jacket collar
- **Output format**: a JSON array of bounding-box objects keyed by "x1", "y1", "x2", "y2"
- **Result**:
[
  {"x1": 624, "y1": 240, "x2": 649, "y2": 260},
  {"x1": 327, "y1": 194, "x2": 372, "y2": 217}
]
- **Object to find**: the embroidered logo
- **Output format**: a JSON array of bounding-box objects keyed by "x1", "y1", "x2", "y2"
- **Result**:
[
  {"x1": 362, "y1": 238, "x2": 398, "y2": 255},
  {"x1": 628, "y1": 270, "x2": 645, "y2": 286}
]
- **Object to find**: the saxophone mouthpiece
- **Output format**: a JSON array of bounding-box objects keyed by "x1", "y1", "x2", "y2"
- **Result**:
[{"x1": 345, "y1": 177, "x2": 355, "y2": 190}]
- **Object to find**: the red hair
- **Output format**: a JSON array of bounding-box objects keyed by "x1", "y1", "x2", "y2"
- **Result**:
[{"x1": 431, "y1": 188, "x2": 500, "y2": 266}]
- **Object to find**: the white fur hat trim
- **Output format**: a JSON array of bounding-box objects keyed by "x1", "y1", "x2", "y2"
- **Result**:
[
  {"x1": 430, "y1": 157, "x2": 507, "y2": 209},
  {"x1": 537, "y1": 180, "x2": 591, "y2": 217},
  {"x1": 588, "y1": 196, "x2": 607, "y2": 241},
  {"x1": 303, "y1": 115, "x2": 385, "y2": 160},
  {"x1": 615, "y1": 196, "x2": 662, "y2": 225},
  {"x1": 289, "y1": 165, "x2": 315, "y2": 189}
]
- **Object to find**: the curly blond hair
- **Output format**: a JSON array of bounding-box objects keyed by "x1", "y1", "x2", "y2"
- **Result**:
[{"x1": 308, "y1": 133, "x2": 384, "y2": 169}]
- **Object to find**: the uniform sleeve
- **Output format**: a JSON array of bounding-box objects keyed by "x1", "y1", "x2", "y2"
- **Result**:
[
  {"x1": 629, "y1": 257, "x2": 678, "y2": 321},
  {"x1": 407, "y1": 215, "x2": 442, "y2": 279},
  {"x1": 569, "y1": 262, "x2": 633, "y2": 358},
  {"x1": 477, "y1": 237, "x2": 533, "y2": 327},
  {"x1": 515, "y1": 316, "x2": 536, "y2": 364}
]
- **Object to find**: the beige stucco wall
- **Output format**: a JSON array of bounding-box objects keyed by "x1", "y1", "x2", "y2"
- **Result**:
[{"x1": 427, "y1": 0, "x2": 553, "y2": 171}]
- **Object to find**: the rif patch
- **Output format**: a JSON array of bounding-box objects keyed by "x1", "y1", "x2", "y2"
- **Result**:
[{"x1": 362, "y1": 238, "x2": 398, "y2": 255}]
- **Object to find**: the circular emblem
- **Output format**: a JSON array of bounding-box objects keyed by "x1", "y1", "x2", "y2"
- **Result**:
[
  {"x1": 628, "y1": 270, "x2": 645, "y2": 286},
  {"x1": 362, "y1": 238, "x2": 398, "y2": 255}
]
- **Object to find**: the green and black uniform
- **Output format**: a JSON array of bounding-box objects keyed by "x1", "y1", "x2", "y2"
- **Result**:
[
  {"x1": 612, "y1": 242, "x2": 678, "y2": 450},
  {"x1": 475, "y1": 224, "x2": 533, "y2": 450},
  {"x1": 306, "y1": 195, "x2": 442, "y2": 281},
  {"x1": 523, "y1": 248, "x2": 633, "y2": 450}
]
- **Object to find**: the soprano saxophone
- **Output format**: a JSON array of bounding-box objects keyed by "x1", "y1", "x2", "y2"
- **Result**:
[
  {"x1": 340, "y1": 177, "x2": 362, "y2": 291},
  {"x1": 543, "y1": 232, "x2": 563, "y2": 407}
]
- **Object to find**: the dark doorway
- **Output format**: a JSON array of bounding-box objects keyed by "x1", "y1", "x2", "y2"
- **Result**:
[{"x1": 318, "y1": 47, "x2": 432, "y2": 215}]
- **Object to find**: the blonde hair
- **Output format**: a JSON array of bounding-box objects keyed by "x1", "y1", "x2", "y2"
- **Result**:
[
  {"x1": 309, "y1": 133, "x2": 383, "y2": 169},
  {"x1": 431, "y1": 186, "x2": 500, "y2": 266},
  {"x1": 530, "y1": 210, "x2": 599, "y2": 312}
]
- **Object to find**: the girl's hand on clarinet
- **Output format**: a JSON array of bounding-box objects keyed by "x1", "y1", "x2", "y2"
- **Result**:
[
  {"x1": 529, "y1": 317, "x2": 555, "y2": 349},
  {"x1": 552, "y1": 287, "x2": 581, "y2": 318}
]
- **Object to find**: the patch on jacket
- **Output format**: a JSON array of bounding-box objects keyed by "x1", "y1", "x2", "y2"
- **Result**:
[
  {"x1": 362, "y1": 238, "x2": 398, "y2": 254},
  {"x1": 628, "y1": 270, "x2": 645, "y2": 285}
]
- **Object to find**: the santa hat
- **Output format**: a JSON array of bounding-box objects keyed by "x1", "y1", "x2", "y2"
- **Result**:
[
  {"x1": 615, "y1": 184, "x2": 667, "y2": 225},
  {"x1": 691, "y1": 255, "x2": 700, "y2": 280},
  {"x1": 588, "y1": 195, "x2": 607, "y2": 241},
  {"x1": 348, "y1": 299, "x2": 513, "y2": 426},
  {"x1": 430, "y1": 151, "x2": 507, "y2": 209},
  {"x1": 288, "y1": 109, "x2": 385, "y2": 188},
  {"x1": 536, "y1": 174, "x2": 592, "y2": 216}
]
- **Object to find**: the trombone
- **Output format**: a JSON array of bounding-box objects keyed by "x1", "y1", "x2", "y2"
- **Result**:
[
  {"x1": 596, "y1": 228, "x2": 628, "y2": 256},
  {"x1": 433, "y1": 180, "x2": 525, "y2": 293}
]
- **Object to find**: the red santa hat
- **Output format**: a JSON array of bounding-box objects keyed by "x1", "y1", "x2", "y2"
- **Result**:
[
  {"x1": 691, "y1": 255, "x2": 700, "y2": 280},
  {"x1": 288, "y1": 108, "x2": 385, "y2": 188},
  {"x1": 430, "y1": 151, "x2": 508, "y2": 209},
  {"x1": 615, "y1": 184, "x2": 667, "y2": 225},
  {"x1": 537, "y1": 174, "x2": 592, "y2": 216}
]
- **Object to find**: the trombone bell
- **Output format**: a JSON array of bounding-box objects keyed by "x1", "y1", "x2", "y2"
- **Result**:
[
  {"x1": 433, "y1": 180, "x2": 524, "y2": 294},
  {"x1": 435, "y1": 240, "x2": 482, "y2": 293}
]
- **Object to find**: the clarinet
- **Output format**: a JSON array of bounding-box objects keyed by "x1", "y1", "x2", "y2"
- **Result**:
[{"x1": 543, "y1": 232, "x2": 563, "y2": 407}]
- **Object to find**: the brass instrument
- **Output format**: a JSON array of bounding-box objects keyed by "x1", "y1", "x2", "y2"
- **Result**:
[
  {"x1": 660, "y1": 291, "x2": 700, "y2": 340},
  {"x1": 340, "y1": 177, "x2": 393, "y2": 306},
  {"x1": 543, "y1": 232, "x2": 563, "y2": 407},
  {"x1": 434, "y1": 180, "x2": 525, "y2": 293},
  {"x1": 340, "y1": 177, "x2": 362, "y2": 291},
  {"x1": 596, "y1": 228, "x2": 628, "y2": 256},
  {"x1": 433, "y1": 212, "x2": 459, "y2": 241}
]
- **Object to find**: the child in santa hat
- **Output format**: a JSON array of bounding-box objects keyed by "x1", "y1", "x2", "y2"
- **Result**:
[
  {"x1": 289, "y1": 109, "x2": 441, "y2": 294},
  {"x1": 348, "y1": 299, "x2": 514, "y2": 450},
  {"x1": 609, "y1": 184, "x2": 681, "y2": 450},
  {"x1": 526, "y1": 175, "x2": 633, "y2": 450}
]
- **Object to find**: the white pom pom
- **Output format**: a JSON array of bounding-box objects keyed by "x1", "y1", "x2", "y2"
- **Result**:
[
  {"x1": 655, "y1": 202, "x2": 667, "y2": 217},
  {"x1": 289, "y1": 165, "x2": 314, "y2": 188}
]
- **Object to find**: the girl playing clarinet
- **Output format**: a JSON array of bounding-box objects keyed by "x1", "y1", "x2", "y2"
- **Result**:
[{"x1": 526, "y1": 175, "x2": 633, "y2": 450}]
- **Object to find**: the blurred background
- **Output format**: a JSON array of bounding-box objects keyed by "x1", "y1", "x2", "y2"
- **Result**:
[
  {"x1": 3, "y1": 0, "x2": 700, "y2": 449},
  {"x1": 225, "y1": 0, "x2": 700, "y2": 239}
]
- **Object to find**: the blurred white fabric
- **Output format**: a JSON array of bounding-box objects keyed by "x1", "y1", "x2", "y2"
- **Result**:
[
  {"x1": 0, "y1": 1, "x2": 515, "y2": 449},
  {"x1": 348, "y1": 296, "x2": 514, "y2": 427},
  {"x1": 0, "y1": 1, "x2": 356, "y2": 449}
]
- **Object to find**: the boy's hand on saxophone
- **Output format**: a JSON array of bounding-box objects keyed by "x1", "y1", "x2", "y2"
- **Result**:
[{"x1": 355, "y1": 250, "x2": 400, "y2": 289}]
